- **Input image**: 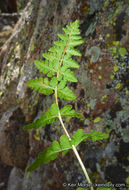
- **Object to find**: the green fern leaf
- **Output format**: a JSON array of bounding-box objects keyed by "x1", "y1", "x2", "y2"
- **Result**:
[
  {"x1": 60, "y1": 135, "x2": 71, "y2": 149},
  {"x1": 27, "y1": 78, "x2": 54, "y2": 95},
  {"x1": 58, "y1": 86, "x2": 76, "y2": 100},
  {"x1": 42, "y1": 52, "x2": 60, "y2": 63},
  {"x1": 26, "y1": 152, "x2": 45, "y2": 171},
  {"x1": 26, "y1": 128, "x2": 108, "y2": 172},
  {"x1": 63, "y1": 56, "x2": 79, "y2": 69},
  {"x1": 60, "y1": 105, "x2": 82, "y2": 118},
  {"x1": 57, "y1": 80, "x2": 66, "y2": 88},
  {"x1": 60, "y1": 67, "x2": 78, "y2": 82},
  {"x1": 26, "y1": 135, "x2": 72, "y2": 172},
  {"x1": 57, "y1": 33, "x2": 67, "y2": 40},
  {"x1": 70, "y1": 35, "x2": 82, "y2": 40},
  {"x1": 34, "y1": 60, "x2": 58, "y2": 77},
  {"x1": 63, "y1": 23, "x2": 80, "y2": 35},
  {"x1": 66, "y1": 47, "x2": 82, "y2": 56},
  {"x1": 82, "y1": 130, "x2": 109, "y2": 142},
  {"x1": 54, "y1": 40, "x2": 66, "y2": 46},
  {"x1": 71, "y1": 129, "x2": 84, "y2": 146},
  {"x1": 69, "y1": 39, "x2": 84, "y2": 46},
  {"x1": 24, "y1": 104, "x2": 59, "y2": 130}
]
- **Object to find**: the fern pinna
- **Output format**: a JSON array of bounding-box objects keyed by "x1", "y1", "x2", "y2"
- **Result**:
[{"x1": 24, "y1": 20, "x2": 108, "y2": 190}]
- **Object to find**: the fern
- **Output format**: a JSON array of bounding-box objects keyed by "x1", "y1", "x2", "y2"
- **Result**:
[
  {"x1": 24, "y1": 20, "x2": 108, "y2": 190},
  {"x1": 26, "y1": 129, "x2": 108, "y2": 172}
]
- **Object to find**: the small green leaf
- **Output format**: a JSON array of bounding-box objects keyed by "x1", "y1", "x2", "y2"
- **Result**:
[
  {"x1": 26, "y1": 152, "x2": 45, "y2": 172},
  {"x1": 27, "y1": 78, "x2": 54, "y2": 95},
  {"x1": 72, "y1": 129, "x2": 84, "y2": 146},
  {"x1": 60, "y1": 135, "x2": 71, "y2": 150},
  {"x1": 60, "y1": 67, "x2": 78, "y2": 82},
  {"x1": 60, "y1": 105, "x2": 82, "y2": 119},
  {"x1": 26, "y1": 134, "x2": 73, "y2": 172},
  {"x1": 66, "y1": 48, "x2": 82, "y2": 56},
  {"x1": 54, "y1": 40, "x2": 65, "y2": 46},
  {"x1": 57, "y1": 33, "x2": 67, "y2": 40},
  {"x1": 58, "y1": 86, "x2": 76, "y2": 100},
  {"x1": 63, "y1": 56, "x2": 79, "y2": 69},
  {"x1": 26, "y1": 128, "x2": 108, "y2": 172},
  {"x1": 83, "y1": 130, "x2": 108, "y2": 142},
  {"x1": 24, "y1": 104, "x2": 59, "y2": 130},
  {"x1": 69, "y1": 39, "x2": 84, "y2": 46},
  {"x1": 34, "y1": 60, "x2": 57, "y2": 77}
]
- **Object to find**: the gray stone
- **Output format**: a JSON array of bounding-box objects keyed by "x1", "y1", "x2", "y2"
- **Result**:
[{"x1": 0, "y1": 107, "x2": 29, "y2": 169}]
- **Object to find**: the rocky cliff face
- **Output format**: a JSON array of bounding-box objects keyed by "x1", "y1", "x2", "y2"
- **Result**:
[{"x1": 0, "y1": 0, "x2": 129, "y2": 189}]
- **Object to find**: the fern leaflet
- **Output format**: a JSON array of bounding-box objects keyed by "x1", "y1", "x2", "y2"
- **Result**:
[{"x1": 26, "y1": 129, "x2": 108, "y2": 172}]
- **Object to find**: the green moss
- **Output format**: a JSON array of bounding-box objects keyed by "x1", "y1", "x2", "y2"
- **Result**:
[
  {"x1": 0, "y1": 92, "x2": 3, "y2": 97},
  {"x1": 102, "y1": 94, "x2": 107, "y2": 99},
  {"x1": 39, "y1": 8, "x2": 42, "y2": 14},
  {"x1": 110, "y1": 75, "x2": 114, "y2": 79},
  {"x1": 113, "y1": 65, "x2": 119, "y2": 72},
  {"x1": 17, "y1": 97, "x2": 22, "y2": 104},
  {"x1": 106, "y1": 33, "x2": 110, "y2": 38},
  {"x1": 93, "y1": 117, "x2": 101, "y2": 123},
  {"x1": 118, "y1": 47, "x2": 127, "y2": 57},
  {"x1": 111, "y1": 47, "x2": 117, "y2": 54},
  {"x1": 30, "y1": 44, "x2": 35, "y2": 51},
  {"x1": 115, "y1": 83, "x2": 122, "y2": 90},
  {"x1": 34, "y1": 129, "x2": 40, "y2": 141},
  {"x1": 125, "y1": 89, "x2": 129, "y2": 95},
  {"x1": 115, "y1": 8, "x2": 119, "y2": 15},
  {"x1": 112, "y1": 41, "x2": 119, "y2": 46},
  {"x1": 98, "y1": 75, "x2": 102, "y2": 79},
  {"x1": 104, "y1": 0, "x2": 109, "y2": 7},
  {"x1": 29, "y1": 7, "x2": 33, "y2": 15}
]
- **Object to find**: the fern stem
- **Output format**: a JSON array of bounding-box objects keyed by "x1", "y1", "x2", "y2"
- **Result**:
[
  {"x1": 58, "y1": 110, "x2": 93, "y2": 190},
  {"x1": 58, "y1": 111, "x2": 71, "y2": 139},
  {"x1": 55, "y1": 88, "x2": 94, "y2": 190},
  {"x1": 72, "y1": 145, "x2": 94, "y2": 190},
  {"x1": 54, "y1": 23, "x2": 93, "y2": 189}
]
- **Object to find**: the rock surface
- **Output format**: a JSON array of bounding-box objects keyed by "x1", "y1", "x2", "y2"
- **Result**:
[{"x1": 0, "y1": 107, "x2": 29, "y2": 169}]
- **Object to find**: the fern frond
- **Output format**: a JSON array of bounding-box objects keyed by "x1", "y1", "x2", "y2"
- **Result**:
[
  {"x1": 27, "y1": 77, "x2": 58, "y2": 95},
  {"x1": 42, "y1": 52, "x2": 60, "y2": 64},
  {"x1": 63, "y1": 56, "x2": 79, "y2": 69},
  {"x1": 66, "y1": 47, "x2": 82, "y2": 56},
  {"x1": 26, "y1": 129, "x2": 108, "y2": 172},
  {"x1": 58, "y1": 85, "x2": 76, "y2": 100},
  {"x1": 57, "y1": 33, "x2": 67, "y2": 40},
  {"x1": 69, "y1": 39, "x2": 84, "y2": 46},
  {"x1": 24, "y1": 104, "x2": 59, "y2": 130},
  {"x1": 60, "y1": 105, "x2": 83, "y2": 118},
  {"x1": 34, "y1": 60, "x2": 58, "y2": 77},
  {"x1": 82, "y1": 130, "x2": 109, "y2": 142},
  {"x1": 27, "y1": 78, "x2": 53, "y2": 95},
  {"x1": 26, "y1": 135, "x2": 72, "y2": 172},
  {"x1": 59, "y1": 67, "x2": 78, "y2": 82}
]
